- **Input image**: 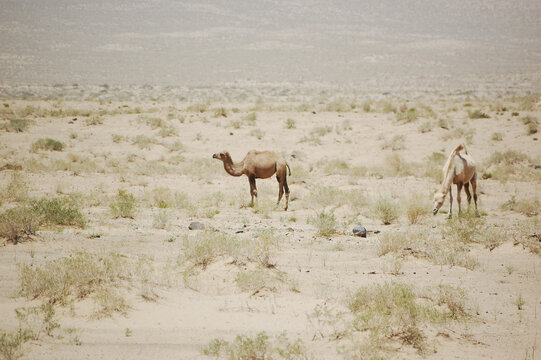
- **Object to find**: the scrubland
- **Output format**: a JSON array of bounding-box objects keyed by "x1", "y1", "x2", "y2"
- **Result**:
[{"x1": 0, "y1": 90, "x2": 540, "y2": 359}]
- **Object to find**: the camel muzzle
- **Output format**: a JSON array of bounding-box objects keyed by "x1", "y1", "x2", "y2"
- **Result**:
[{"x1": 212, "y1": 154, "x2": 218, "y2": 159}]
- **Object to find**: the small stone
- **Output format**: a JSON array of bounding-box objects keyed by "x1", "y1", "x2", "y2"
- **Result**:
[
  {"x1": 235, "y1": 229, "x2": 244, "y2": 234},
  {"x1": 188, "y1": 221, "x2": 204, "y2": 230},
  {"x1": 352, "y1": 224, "x2": 367, "y2": 238}
]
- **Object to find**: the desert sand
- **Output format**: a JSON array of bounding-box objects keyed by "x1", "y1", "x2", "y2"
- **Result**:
[{"x1": 0, "y1": 86, "x2": 540, "y2": 359}]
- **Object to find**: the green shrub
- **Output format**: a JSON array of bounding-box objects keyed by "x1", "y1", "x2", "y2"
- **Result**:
[
  {"x1": 373, "y1": 197, "x2": 399, "y2": 225},
  {"x1": 347, "y1": 282, "x2": 466, "y2": 353},
  {"x1": 396, "y1": 107, "x2": 418, "y2": 122},
  {"x1": 3, "y1": 118, "x2": 34, "y2": 132},
  {"x1": 19, "y1": 250, "x2": 128, "y2": 306},
  {"x1": 110, "y1": 190, "x2": 137, "y2": 218},
  {"x1": 285, "y1": 118, "x2": 296, "y2": 129},
  {"x1": 0, "y1": 329, "x2": 32, "y2": 360},
  {"x1": 0, "y1": 205, "x2": 40, "y2": 243},
  {"x1": 501, "y1": 196, "x2": 540, "y2": 217},
  {"x1": 203, "y1": 332, "x2": 308, "y2": 360},
  {"x1": 308, "y1": 210, "x2": 338, "y2": 237},
  {"x1": 31, "y1": 197, "x2": 86, "y2": 228},
  {"x1": 181, "y1": 231, "x2": 240, "y2": 269},
  {"x1": 442, "y1": 210, "x2": 484, "y2": 243},
  {"x1": 30, "y1": 138, "x2": 65, "y2": 152},
  {"x1": 468, "y1": 110, "x2": 490, "y2": 119}
]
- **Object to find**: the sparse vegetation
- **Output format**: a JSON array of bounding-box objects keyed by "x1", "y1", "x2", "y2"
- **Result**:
[
  {"x1": 2, "y1": 118, "x2": 34, "y2": 132},
  {"x1": 417, "y1": 121, "x2": 433, "y2": 133},
  {"x1": 0, "y1": 205, "x2": 40, "y2": 243},
  {"x1": 285, "y1": 118, "x2": 296, "y2": 129},
  {"x1": 520, "y1": 116, "x2": 538, "y2": 135},
  {"x1": 31, "y1": 197, "x2": 87, "y2": 228},
  {"x1": 404, "y1": 194, "x2": 430, "y2": 224},
  {"x1": 484, "y1": 150, "x2": 539, "y2": 182},
  {"x1": 308, "y1": 210, "x2": 338, "y2": 237},
  {"x1": 19, "y1": 250, "x2": 128, "y2": 307},
  {"x1": 501, "y1": 196, "x2": 540, "y2": 217},
  {"x1": 468, "y1": 110, "x2": 490, "y2": 119},
  {"x1": 346, "y1": 282, "x2": 470, "y2": 356},
  {"x1": 30, "y1": 138, "x2": 65, "y2": 152},
  {"x1": 396, "y1": 106, "x2": 418, "y2": 122},
  {"x1": 373, "y1": 196, "x2": 399, "y2": 225},
  {"x1": 381, "y1": 135, "x2": 405, "y2": 151},
  {"x1": 250, "y1": 128, "x2": 265, "y2": 139},
  {"x1": 203, "y1": 332, "x2": 308, "y2": 360},
  {"x1": 110, "y1": 190, "x2": 137, "y2": 218}
]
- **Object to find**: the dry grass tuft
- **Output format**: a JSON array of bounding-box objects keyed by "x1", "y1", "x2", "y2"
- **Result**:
[
  {"x1": 19, "y1": 251, "x2": 129, "y2": 307},
  {"x1": 372, "y1": 196, "x2": 399, "y2": 225}
]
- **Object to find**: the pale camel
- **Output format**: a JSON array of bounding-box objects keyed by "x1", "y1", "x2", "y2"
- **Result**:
[
  {"x1": 433, "y1": 144, "x2": 478, "y2": 217},
  {"x1": 212, "y1": 150, "x2": 291, "y2": 210}
]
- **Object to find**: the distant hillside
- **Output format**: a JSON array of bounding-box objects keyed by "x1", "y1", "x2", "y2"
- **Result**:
[{"x1": 0, "y1": 0, "x2": 540, "y2": 86}]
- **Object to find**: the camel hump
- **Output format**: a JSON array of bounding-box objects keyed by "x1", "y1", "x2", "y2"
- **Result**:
[{"x1": 454, "y1": 144, "x2": 465, "y2": 155}]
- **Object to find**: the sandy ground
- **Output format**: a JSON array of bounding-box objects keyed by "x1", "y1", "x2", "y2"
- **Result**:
[{"x1": 0, "y1": 92, "x2": 540, "y2": 359}]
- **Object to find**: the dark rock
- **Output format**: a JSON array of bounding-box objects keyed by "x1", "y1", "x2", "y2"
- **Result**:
[
  {"x1": 352, "y1": 224, "x2": 367, "y2": 238},
  {"x1": 235, "y1": 229, "x2": 244, "y2": 234},
  {"x1": 188, "y1": 221, "x2": 204, "y2": 230}
]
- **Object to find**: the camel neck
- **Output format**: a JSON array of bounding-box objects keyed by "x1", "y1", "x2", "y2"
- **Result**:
[
  {"x1": 440, "y1": 165, "x2": 455, "y2": 194},
  {"x1": 223, "y1": 157, "x2": 244, "y2": 177}
]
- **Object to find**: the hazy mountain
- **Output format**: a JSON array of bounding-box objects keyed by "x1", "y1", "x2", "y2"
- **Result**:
[{"x1": 0, "y1": 0, "x2": 540, "y2": 86}]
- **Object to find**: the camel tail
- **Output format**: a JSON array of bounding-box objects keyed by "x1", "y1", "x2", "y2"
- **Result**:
[{"x1": 286, "y1": 163, "x2": 291, "y2": 176}]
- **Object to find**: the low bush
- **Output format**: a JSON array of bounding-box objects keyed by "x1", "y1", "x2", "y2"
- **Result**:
[
  {"x1": 19, "y1": 250, "x2": 128, "y2": 306},
  {"x1": 110, "y1": 190, "x2": 137, "y2": 218},
  {"x1": 468, "y1": 110, "x2": 490, "y2": 119},
  {"x1": 203, "y1": 332, "x2": 308, "y2": 360},
  {"x1": 2, "y1": 118, "x2": 34, "y2": 132},
  {"x1": 373, "y1": 197, "x2": 399, "y2": 225},
  {"x1": 501, "y1": 196, "x2": 540, "y2": 217},
  {"x1": 30, "y1": 138, "x2": 65, "y2": 152},
  {"x1": 308, "y1": 210, "x2": 338, "y2": 237},
  {"x1": 31, "y1": 197, "x2": 86, "y2": 228},
  {"x1": 347, "y1": 281, "x2": 470, "y2": 355},
  {"x1": 0, "y1": 205, "x2": 39, "y2": 244}
]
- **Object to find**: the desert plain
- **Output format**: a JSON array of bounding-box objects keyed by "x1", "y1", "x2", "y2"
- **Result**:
[{"x1": 0, "y1": 84, "x2": 540, "y2": 360}]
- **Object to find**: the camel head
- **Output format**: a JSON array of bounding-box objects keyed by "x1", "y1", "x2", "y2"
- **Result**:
[
  {"x1": 212, "y1": 151, "x2": 231, "y2": 162},
  {"x1": 432, "y1": 192, "x2": 446, "y2": 215}
]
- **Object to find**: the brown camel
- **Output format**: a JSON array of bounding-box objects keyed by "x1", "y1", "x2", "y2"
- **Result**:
[
  {"x1": 433, "y1": 144, "x2": 478, "y2": 217},
  {"x1": 212, "y1": 150, "x2": 291, "y2": 210}
]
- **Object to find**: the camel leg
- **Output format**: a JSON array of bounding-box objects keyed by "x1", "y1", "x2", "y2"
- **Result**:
[
  {"x1": 276, "y1": 174, "x2": 284, "y2": 206},
  {"x1": 471, "y1": 176, "x2": 478, "y2": 213},
  {"x1": 464, "y1": 183, "x2": 472, "y2": 206},
  {"x1": 448, "y1": 186, "x2": 453, "y2": 219},
  {"x1": 283, "y1": 176, "x2": 289, "y2": 211},
  {"x1": 249, "y1": 174, "x2": 257, "y2": 206},
  {"x1": 456, "y1": 182, "x2": 463, "y2": 215}
]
